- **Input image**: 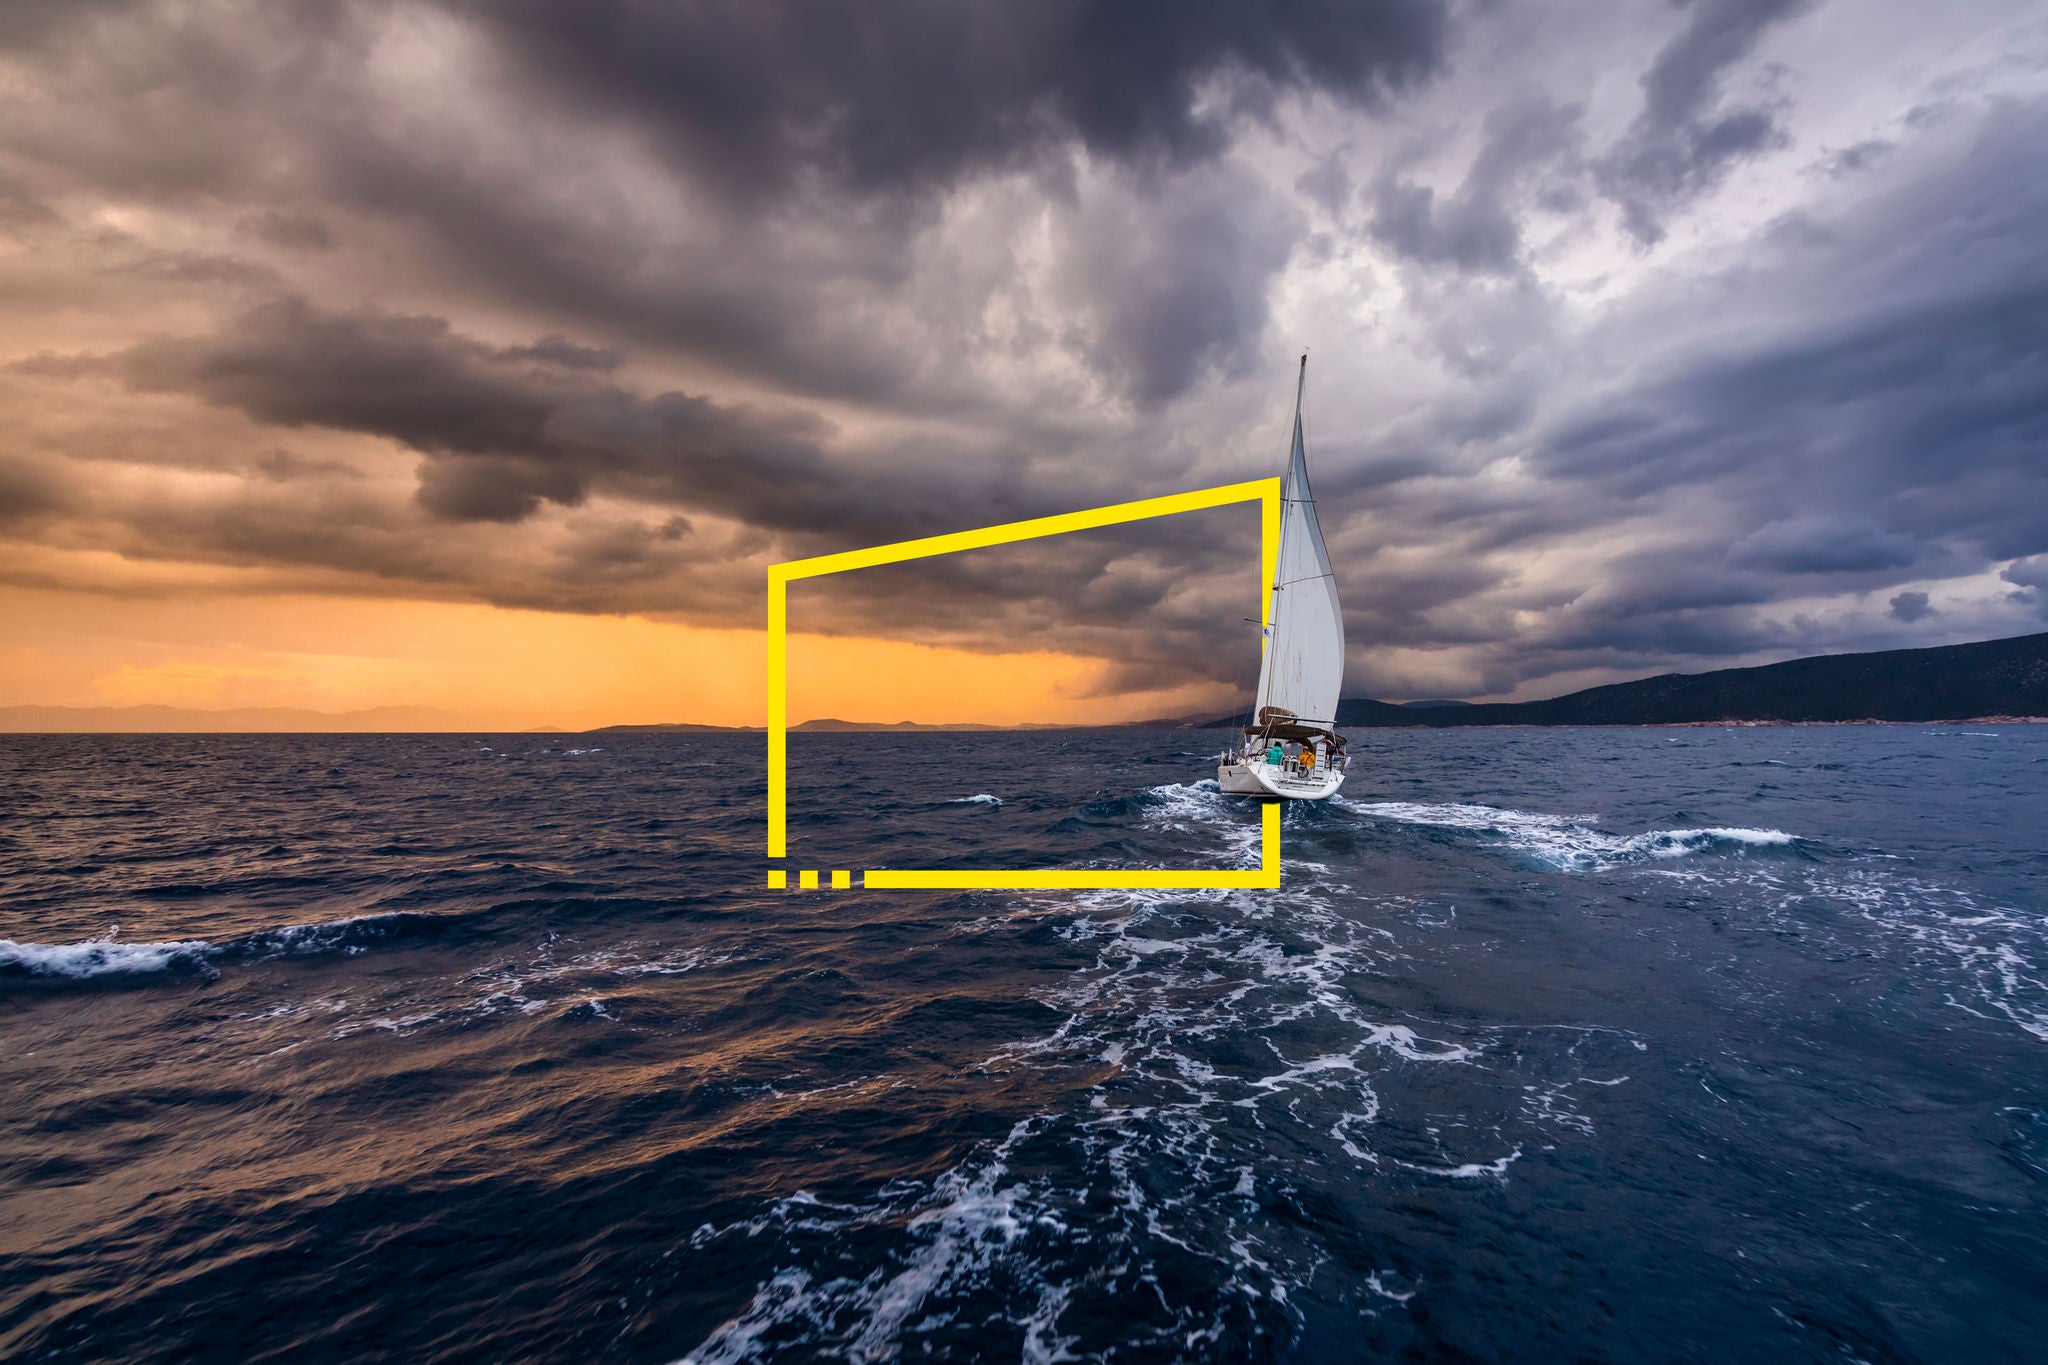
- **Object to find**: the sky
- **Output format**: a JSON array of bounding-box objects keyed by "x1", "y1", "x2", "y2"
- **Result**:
[{"x1": 2, "y1": 0, "x2": 2045, "y2": 728}]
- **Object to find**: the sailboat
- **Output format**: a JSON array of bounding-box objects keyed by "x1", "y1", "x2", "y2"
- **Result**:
[{"x1": 1218, "y1": 355, "x2": 1348, "y2": 801}]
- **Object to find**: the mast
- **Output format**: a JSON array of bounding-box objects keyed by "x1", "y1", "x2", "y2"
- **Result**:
[
  {"x1": 1294, "y1": 352, "x2": 1307, "y2": 440},
  {"x1": 1265, "y1": 352, "x2": 1307, "y2": 618}
]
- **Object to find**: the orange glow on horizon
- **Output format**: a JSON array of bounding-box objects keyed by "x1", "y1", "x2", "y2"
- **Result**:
[{"x1": 0, "y1": 587, "x2": 1232, "y2": 730}]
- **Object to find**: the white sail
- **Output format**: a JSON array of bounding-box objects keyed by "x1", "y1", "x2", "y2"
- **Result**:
[{"x1": 1252, "y1": 364, "x2": 1344, "y2": 728}]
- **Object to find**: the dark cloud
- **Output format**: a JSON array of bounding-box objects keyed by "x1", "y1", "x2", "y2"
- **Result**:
[
  {"x1": 0, "y1": 0, "x2": 137, "y2": 47},
  {"x1": 791, "y1": 506, "x2": 1265, "y2": 694},
  {"x1": 4, "y1": 0, "x2": 2045, "y2": 708},
  {"x1": 411, "y1": 455, "x2": 583, "y2": 525},
  {"x1": 1598, "y1": 0, "x2": 1810, "y2": 243},
  {"x1": 0, "y1": 0, "x2": 1450, "y2": 410},
  {"x1": 1294, "y1": 151, "x2": 1353, "y2": 216},
  {"x1": 2005, "y1": 557, "x2": 2048, "y2": 592},
  {"x1": 1546, "y1": 101, "x2": 2048, "y2": 565},
  {"x1": 1888, "y1": 589, "x2": 1933, "y2": 622},
  {"x1": 1370, "y1": 93, "x2": 1582, "y2": 274},
  {"x1": 25, "y1": 298, "x2": 1270, "y2": 670},
  {"x1": 109, "y1": 298, "x2": 860, "y2": 530},
  {"x1": 2002, "y1": 557, "x2": 2048, "y2": 619},
  {"x1": 472, "y1": 0, "x2": 1451, "y2": 198},
  {"x1": 1065, "y1": 167, "x2": 1300, "y2": 403},
  {"x1": 1816, "y1": 138, "x2": 1892, "y2": 179},
  {"x1": 1542, "y1": 273, "x2": 2048, "y2": 556},
  {"x1": 0, "y1": 175, "x2": 51, "y2": 231},
  {"x1": 1730, "y1": 517, "x2": 1920, "y2": 574},
  {"x1": 0, "y1": 454, "x2": 66, "y2": 529},
  {"x1": 251, "y1": 449, "x2": 364, "y2": 482},
  {"x1": 121, "y1": 302, "x2": 597, "y2": 478},
  {"x1": 1330, "y1": 93, "x2": 2048, "y2": 694},
  {"x1": 403, "y1": 0, "x2": 1445, "y2": 407},
  {"x1": 1370, "y1": 176, "x2": 1518, "y2": 275},
  {"x1": 239, "y1": 209, "x2": 333, "y2": 252}
]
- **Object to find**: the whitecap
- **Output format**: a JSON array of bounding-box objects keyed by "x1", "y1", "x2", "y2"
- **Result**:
[
  {"x1": 947, "y1": 794, "x2": 1003, "y2": 807},
  {"x1": 0, "y1": 936, "x2": 213, "y2": 979},
  {"x1": 676, "y1": 1118, "x2": 1055, "y2": 1363},
  {"x1": 1397, "y1": 1147, "x2": 1522, "y2": 1180}
]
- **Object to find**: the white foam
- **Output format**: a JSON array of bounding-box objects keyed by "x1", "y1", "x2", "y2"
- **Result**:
[
  {"x1": 671, "y1": 785, "x2": 1641, "y2": 1351},
  {"x1": 1344, "y1": 800, "x2": 1796, "y2": 872},
  {"x1": 245, "y1": 941, "x2": 705, "y2": 1044},
  {"x1": 677, "y1": 1270, "x2": 818, "y2": 1365},
  {"x1": 1397, "y1": 1147, "x2": 1522, "y2": 1180},
  {"x1": 1135, "y1": 781, "x2": 1262, "y2": 868},
  {"x1": 1746, "y1": 864, "x2": 2048, "y2": 1044},
  {"x1": 948, "y1": 794, "x2": 1003, "y2": 807},
  {"x1": 1019, "y1": 1281, "x2": 1078, "y2": 1365},
  {"x1": 1366, "y1": 1270, "x2": 1418, "y2": 1303},
  {"x1": 240, "y1": 912, "x2": 413, "y2": 957},
  {"x1": 676, "y1": 1120, "x2": 1054, "y2": 1363},
  {"x1": 0, "y1": 936, "x2": 211, "y2": 978}
]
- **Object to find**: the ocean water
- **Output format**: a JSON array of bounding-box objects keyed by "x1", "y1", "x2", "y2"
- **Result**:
[{"x1": 2, "y1": 726, "x2": 2046, "y2": 1363}]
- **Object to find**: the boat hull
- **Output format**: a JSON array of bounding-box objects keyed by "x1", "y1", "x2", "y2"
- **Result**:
[{"x1": 1217, "y1": 761, "x2": 1345, "y2": 802}]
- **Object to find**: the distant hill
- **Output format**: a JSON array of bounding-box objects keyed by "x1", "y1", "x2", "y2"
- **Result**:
[
  {"x1": 0, "y1": 704, "x2": 455, "y2": 733},
  {"x1": 1281, "y1": 631, "x2": 2048, "y2": 729},
  {"x1": 590, "y1": 714, "x2": 1212, "y2": 733},
  {"x1": 588, "y1": 721, "x2": 761, "y2": 733},
  {"x1": 792, "y1": 718, "x2": 1068, "y2": 732}
]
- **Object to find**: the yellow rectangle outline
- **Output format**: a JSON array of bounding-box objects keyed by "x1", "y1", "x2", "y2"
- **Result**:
[{"x1": 768, "y1": 477, "x2": 1283, "y2": 890}]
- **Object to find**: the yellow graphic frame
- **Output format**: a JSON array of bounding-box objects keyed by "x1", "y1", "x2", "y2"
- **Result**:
[{"x1": 767, "y1": 477, "x2": 1283, "y2": 890}]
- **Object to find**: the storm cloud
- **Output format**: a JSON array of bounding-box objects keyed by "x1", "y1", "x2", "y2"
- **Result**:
[
  {"x1": 1596, "y1": 0, "x2": 1811, "y2": 243},
  {"x1": 476, "y1": 0, "x2": 1451, "y2": 197},
  {"x1": 2, "y1": 0, "x2": 2044, "y2": 706}
]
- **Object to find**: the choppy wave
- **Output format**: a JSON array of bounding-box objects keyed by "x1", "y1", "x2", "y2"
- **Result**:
[
  {"x1": 678, "y1": 1119, "x2": 1060, "y2": 1365},
  {"x1": 1336, "y1": 800, "x2": 2048, "y2": 1048},
  {"x1": 674, "y1": 789, "x2": 1637, "y2": 1359},
  {"x1": 1656, "y1": 860, "x2": 2048, "y2": 1044},
  {"x1": 0, "y1": 910, "x2": 456, "y2": 988},
  {"x1": 1345, "y1": 799, "x2": 1798, "y2": 872},
  {"x1": 233, "y1": 910, "x2": 455, "y2": 958},
  {"x1": 1135, "y1": 780, "x2": 1265, "y2": 867},
  {"x1": 0, "y1": 936, "x2": 214, "y2": 981},
  {"x1": 6, "y1": 727, "x2": 2045, "y2": 1363}
]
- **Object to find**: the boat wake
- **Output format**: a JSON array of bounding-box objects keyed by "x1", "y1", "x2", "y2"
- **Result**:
[
  {"x1": 675, "y1": 835, "x2": 1636, "y2": 1360},
  {"x1": 1339, "y1": 801, "x2": 2048, "y2": 1045},
  {"x1": 1343, "y1": 799, "x2": 1799, "y2": 872}
]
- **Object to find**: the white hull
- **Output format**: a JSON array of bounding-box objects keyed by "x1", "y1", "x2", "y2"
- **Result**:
[{"x1": 1217, "y1": 760, "x2": 1345, "y2": 802}]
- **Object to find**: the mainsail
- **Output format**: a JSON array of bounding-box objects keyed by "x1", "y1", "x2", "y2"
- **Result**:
[{"x1": 1251, "y1": 359, "x2": 1345, "y2": 728}]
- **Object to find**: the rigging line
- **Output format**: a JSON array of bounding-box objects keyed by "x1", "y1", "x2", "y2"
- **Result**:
[{"x1": 1274, "y1": 572, "x2": 1335, "y2": 589}]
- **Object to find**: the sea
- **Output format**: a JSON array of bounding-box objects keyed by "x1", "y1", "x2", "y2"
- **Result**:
[{"x1": 2, "y1": 726, "x2": 2045, "y2": 1363}]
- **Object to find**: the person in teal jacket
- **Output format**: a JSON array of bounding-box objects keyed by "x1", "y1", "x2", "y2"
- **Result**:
[{"x1": 1265, "y1": 740, "x2": 1283, "y2": 766}]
